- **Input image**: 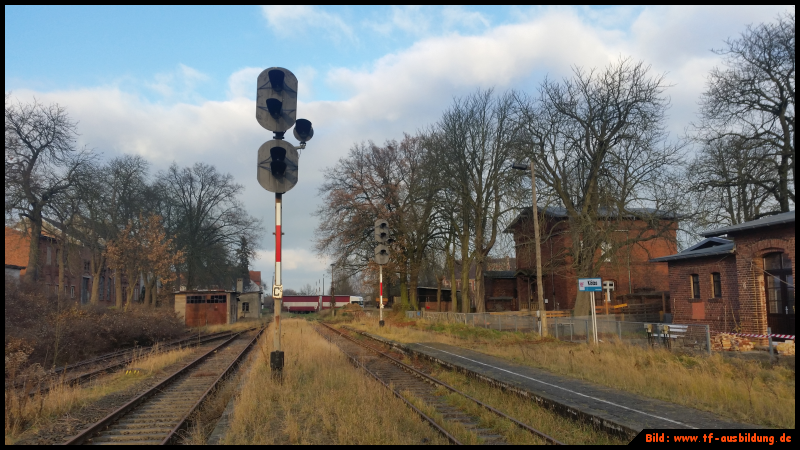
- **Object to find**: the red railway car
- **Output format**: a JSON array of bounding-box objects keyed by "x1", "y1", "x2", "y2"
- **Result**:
[{"x1": 282, "y1": 295, "x2": 355, "y2": 313}]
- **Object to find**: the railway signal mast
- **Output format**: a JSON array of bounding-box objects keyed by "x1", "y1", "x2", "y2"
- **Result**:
[
  {"x1": 255, "y1": 67, "x2": 314, "y2": 377},
  {"x1": 374, "y1": 219, "x2": 390, "y2": 327}
]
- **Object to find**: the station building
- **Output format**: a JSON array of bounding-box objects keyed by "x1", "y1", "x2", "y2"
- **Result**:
[{"x1": 652, "y1": 211, "x2": 795, "y2": 338}]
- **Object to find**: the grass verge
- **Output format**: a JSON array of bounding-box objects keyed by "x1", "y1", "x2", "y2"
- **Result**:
[
  {"x1": 222, "y1": 319, "x2": 450, "y2": 445},
  {"x1": 4, "y1": 344, "x2": 195, "y2": 444},
  {"x1": 347, "y1": 314, "x2": 795, "y2": 429}
]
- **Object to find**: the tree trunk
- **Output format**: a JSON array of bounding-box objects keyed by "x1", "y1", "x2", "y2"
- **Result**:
[
  {"x1": 144, "y1": 274, "x2": 152, "y2": 307},
  {"x1": 125, "y1": 272, "x2": 137, "y2": 311},
  {"x1": 459, "y1": 228, "x2": 471, "y2": 314},
  {"x1": 474, "y1": 257, "x2": 485, "y2": 313},
  {"x1": 400, "y1": 279, "x2": 409, "y2": 308},
  {"x1": 115, "y1": 269, "x2": 123, "y2": 308},
  {"x1": 409, "y1": 265, "x2": 420, "y2": 310},
  {"x1": 436, "y1": 276, "x2": 442, "y2": 312},
  {"x1": 22, "y1": 210, "x2": 43, "y2": 283},
  {"x1": 446, "y1": 245, "x2": 457, "y2": 312},
  {"x1": 89, "y1": 253, "x2": 104, "y2": 305},
  {"x1": 58, "y1": 242, "x2": 67, "y2": 302}
]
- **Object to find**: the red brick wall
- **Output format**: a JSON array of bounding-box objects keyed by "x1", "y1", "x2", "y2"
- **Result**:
[
  {"x1": 5, "y1": 226, "x2": 120, "y2": 303},
  {"x1": 668, "y1": 254, "x2": 738, "y2": 332},
  {"x1": 512, "y1": 216, "x2": 676, "y2": 312},
  {"x1": 728, "y1": 224, "x2": 795, "y2": 338}
]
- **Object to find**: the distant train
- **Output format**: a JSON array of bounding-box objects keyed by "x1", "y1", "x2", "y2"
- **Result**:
[{"x1": 281, "y1": 295, "x2": 363, "y2": 313}]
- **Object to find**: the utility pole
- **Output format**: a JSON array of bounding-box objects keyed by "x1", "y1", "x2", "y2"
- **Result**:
[
  {"x1": 513, "y1": 160, "x2": 547, "y2": 337},
  {"x1": 330, "y1": 263, "x2": 335, "y2": 317}
]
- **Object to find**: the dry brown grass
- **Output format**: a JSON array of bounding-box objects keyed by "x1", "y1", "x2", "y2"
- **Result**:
[
  {"x1": 222, "y1": 319, "x2": 450, "y2": 445},
  {"x1": 348, "y1": 315, "x2": 795, "y2": 429},
  {"x1": 195, "y1": 317, "x2": 268, "y2": 336},
  {"x1": 425, "y1": 368, "x2": 626, "y2": 444},
  {"x1": 4, "y1": 344, "x2": 195, "y2": 444}
]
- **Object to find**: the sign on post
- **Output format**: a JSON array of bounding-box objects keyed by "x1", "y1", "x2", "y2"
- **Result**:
[
  {"x1": 579, "y1": 278, "x2": 602, "y2": 344},
  {"x1": 578, "y1": 278, "x2": 602, "y2": 292}
]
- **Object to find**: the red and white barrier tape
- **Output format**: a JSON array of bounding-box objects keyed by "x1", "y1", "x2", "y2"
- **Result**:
[{"x1": 714, "y1": 331, "x2": 794, "y2": 340}]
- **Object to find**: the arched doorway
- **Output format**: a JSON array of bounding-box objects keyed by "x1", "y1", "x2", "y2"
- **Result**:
[{"x1": 764, "y1": 252, "x2": 794, "y2": 335}]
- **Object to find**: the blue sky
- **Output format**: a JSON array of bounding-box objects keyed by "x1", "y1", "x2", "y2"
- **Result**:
[{"x1": 5, "y1": 5, "x2": 793, "y2": 292}]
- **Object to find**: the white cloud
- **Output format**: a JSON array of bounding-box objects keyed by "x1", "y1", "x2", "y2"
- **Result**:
[
  {"x1": 442, "y1": 6, "x2": 490, "y2": 31},
  {"x1": 261, "y1": 5, "x2": 355, "y2": 43},
  {"x1": 226, "y1": 67, "x2": 263, "y2": 100},
  {"x1": 253, "y1": 248, "x2": 330, "y2": 273},
  {"x1": 146, "y1": 63, "x2": 210, "y2": 103}
]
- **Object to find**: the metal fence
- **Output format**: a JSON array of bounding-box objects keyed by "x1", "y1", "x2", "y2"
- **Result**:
[{"x1": 408, "y1": 311, "x2": 711, "y2": 353}]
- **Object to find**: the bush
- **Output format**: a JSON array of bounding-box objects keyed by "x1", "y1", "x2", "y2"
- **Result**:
[{"x1": 5, "y1": 279, "x2": 186, "y2": 369}]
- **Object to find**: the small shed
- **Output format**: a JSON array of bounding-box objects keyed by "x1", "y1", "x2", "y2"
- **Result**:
[
  {"x1": 236, "y1": 277, "x2": 263, "y2": 320},
  {"x1": 174, "y1": 290, "x2": 237, "y2": 327}
]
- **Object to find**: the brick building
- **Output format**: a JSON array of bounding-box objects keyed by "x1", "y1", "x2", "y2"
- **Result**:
[
  {"x1": 653, "y1": 211, "x2": 795, "y2": 337},
  {"x1": 506, "y1": 207, "x2": 677, "y2": 311},
  {"x1": 5, "y1": 225, "x2": 121, "y2": 303},
  {"x1": 174, "y1": 290, "x2": 238, "y2": 327},
  {"x1": 441, "y1": 256, "x2": 516, "y2": 311}
]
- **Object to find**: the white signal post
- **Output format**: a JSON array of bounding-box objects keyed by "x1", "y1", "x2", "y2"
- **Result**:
[
  {"x1": 273, "y1": 193, "x2": 283, "y2": 354},
  {"x1": 379, "y1": 266, "x2": 384, "y2": 324}
]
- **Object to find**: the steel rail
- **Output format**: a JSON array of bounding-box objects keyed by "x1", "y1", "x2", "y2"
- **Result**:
[
  {"x1": 50, "y1": 330, "x2": 234, "y2": 376},
  {"x1": 161, "y1": 326, "x2": 266, "y2": 444},
  {"x1": 324, "y1": 323, "x2": 565, "y2": 445},
  {"x1": 315, "y1": 324, "x2": 462, "y2": 445},
  {"x1": 25, "y1": 330, "x2": 247, "y2": 397},
  {"x1": 63, "y1": 331, "x2": 247, "y2": 445}
]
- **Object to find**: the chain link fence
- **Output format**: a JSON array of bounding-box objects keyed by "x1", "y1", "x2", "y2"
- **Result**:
[{"x1": 408, "y1": 311, "x2": 711, "y2": 353}]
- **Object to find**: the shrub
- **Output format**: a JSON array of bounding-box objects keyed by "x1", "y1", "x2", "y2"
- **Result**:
[{"x1": 5, "y1": 279, "x2": 185, "y2": 370}]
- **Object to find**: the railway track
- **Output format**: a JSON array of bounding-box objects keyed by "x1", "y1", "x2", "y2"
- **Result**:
[
  {"x1": 63, "y1": 327, "x2": 264, "y2": 445},
  {"x1": 16, "y1": 330, "x2": 245, "y2": 396},
  {"x1": 316, "y1": 323, "x2": 563, "y2": 445}
]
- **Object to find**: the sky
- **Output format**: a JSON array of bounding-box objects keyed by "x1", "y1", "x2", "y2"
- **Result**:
[{"x1": 5, "y1": 5, "x2": 793, "y2": 293}]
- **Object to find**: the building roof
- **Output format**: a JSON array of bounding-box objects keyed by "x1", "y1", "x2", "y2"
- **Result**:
[
  {"x1": 701, "y1": 211, "x2": 795, "y2": 237},
  {"x1": 485, "y1": 270, "x2": 516, "y2": 279},
  {"x1": 249, "y1": 270, "x2": 262, "y2": 286},
  {"x1": 650, "y1": 237, "x2": 734, "y2": 263},
  {"x1": 505, "y1": 206, "x2": 678, "y2": 232}
]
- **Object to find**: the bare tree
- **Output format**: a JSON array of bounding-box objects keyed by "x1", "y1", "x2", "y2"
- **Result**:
[
  {"x1": 430, "y1": 90, "x2": 522, "y2": 312},
  {"x1": 696, "y1": 12, "x2": 795, "y2": 211},
  {"x1": 688, "y1": 136, "x2": 779, "y2": 227},
  {"x1": 156, "y1": 162, "x2": 262, "y2": 290},
  {"x1": 315, "y1": 134, "x2": 440, "y2": 310},
  {"x1": 517, "y1": 58, "x2": 683, "y2": 315},
  {"x1": 5, "y1": 97, "x2": 94, "y2": 283}
]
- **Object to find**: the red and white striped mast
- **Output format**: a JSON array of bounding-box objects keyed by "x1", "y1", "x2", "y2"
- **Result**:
[{"x1": 273, "y1": 193, "x2": 282, "y2": 354}]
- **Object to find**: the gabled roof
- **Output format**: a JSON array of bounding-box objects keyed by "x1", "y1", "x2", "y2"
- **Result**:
[
  {"x1": 505, "y1": 206, "x2": 678, "y2": 232},
  {"x1": 701, "y1": 211, "x2": 795, "y2": 237},
  {"x1": 650, "y1": 237, "x2": 734, "y2": 263}
]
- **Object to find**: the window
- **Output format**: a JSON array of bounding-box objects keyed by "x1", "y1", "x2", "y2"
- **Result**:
[
  {"x1": 70, "y1": 286, "x2": 75, "y2": 298},
  {"x1": 711, "y1": 273, "x2": 722, "y2": 298},
  {"x1": 46, "y1": 247, "x2": 52, "y2": 265},
  {"x1": 208, "y1": 295, "x2": 227, "y2": 303},
  {"x1": 764, "y1": 253, "x2": 794, "y2": 315},
  {"x1": 242, "y1": 302, "x2": 250, "y2": 312},
  {"x1": 690, "y1": 274, "x2": 700, "y2": 299},
  {"x1": 187, "y1": 295, "x2": 204, "y2": 304},
  {"x1": 600, "y1": 241, "x2": 612, "y2": 262},
  {"x1": 84, "y1": 261, "x2": 90, "y2": 272}
]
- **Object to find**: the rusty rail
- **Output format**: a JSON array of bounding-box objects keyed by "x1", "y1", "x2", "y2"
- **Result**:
[
  {"x1": 321, "y1": 322, "x2": 564, "y2": 445},
  {"x1": 63, "y1": 327, "x2": 263, "y2": 445}
]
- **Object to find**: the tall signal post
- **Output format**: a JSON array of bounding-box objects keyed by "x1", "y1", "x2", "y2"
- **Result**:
[
  {"x1": 374, "y1": 219, "x2": 390, "y2": 327},
  {"x1": 255, "y1": 67, "x2": 314, "y2": 377}
]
